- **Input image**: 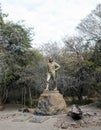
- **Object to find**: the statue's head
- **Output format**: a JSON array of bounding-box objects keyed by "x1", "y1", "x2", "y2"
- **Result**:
[{"x1": 49, "y1": 57, "x2": 53, "y2": 62}]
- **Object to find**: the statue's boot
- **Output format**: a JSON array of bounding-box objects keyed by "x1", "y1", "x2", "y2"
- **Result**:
[
  {"x1": 45, "y1": 83, "x2": 49, "y2": 90},
  {"x1": 54, "y1": 87, "x2": 57, "y2": 91},
  {"x1": 54, "y1": 81, "x2": 57, "y2": 91}
]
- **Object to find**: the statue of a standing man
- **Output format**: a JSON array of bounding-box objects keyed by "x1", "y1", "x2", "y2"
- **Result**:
[{"x1": 45, "y1": 57, "x2": 61, "y2": 91}]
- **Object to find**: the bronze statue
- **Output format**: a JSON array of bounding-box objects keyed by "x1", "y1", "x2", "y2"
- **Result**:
[{"x1": 45, "y1": 57, "x2": 61, "y2": 91}]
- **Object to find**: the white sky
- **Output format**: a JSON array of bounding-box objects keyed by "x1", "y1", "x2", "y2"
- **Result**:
[{"x1": 0, "y1": 0, "x2": 101, "y2": 48}]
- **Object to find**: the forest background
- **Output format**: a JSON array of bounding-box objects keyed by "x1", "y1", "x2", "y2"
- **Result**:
[{"x1": 0, "y1": 4, "x2": 101, "y2": 108}]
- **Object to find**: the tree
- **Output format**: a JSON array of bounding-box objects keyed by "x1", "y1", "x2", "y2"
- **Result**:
[
  {"x1": 77, "y1": 4, "x2": 101, "y2": 43},
  {"x1": 76, "y1": 4, "x2": 101, "y2": 100},
  {"x1": 0, "y1": 5, "x2": 36, "y2": 106},
  {"x1": 59, "y1": 34, "x2": 95, "y2": 101},
  {"x1": 91, "y1": 40, "x2": 101, "y2": 99},
  {"x1": 39, "y1": 41, "x2": 62, "y2": 60},
  {"x1": 92, "y1": 40, "x2": 101, "y2": 66},
  {"x1": 14, "y1": 49, "x2": 44, "y2": 107},
  {"x1": 94, "y1": 67, "x2": 101, "y2": 99}
]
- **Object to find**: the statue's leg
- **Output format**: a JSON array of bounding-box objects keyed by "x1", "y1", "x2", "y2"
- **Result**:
[
  {"x1": 52, "y1": 72, "x2": 57, "y2": 90},
  {"x1": 45, "y1": 73, "x2": 51, "y2": 90},
  {"x1": 54, "y1": 81, "x2": 57, "y2": 90}
]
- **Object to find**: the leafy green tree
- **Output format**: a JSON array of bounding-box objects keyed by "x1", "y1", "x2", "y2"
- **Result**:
[
  {"x1": 94, "y1": 67, "x2": 101, "y2": 99},
  {"x1": 91, "y1": 40, "x2": 101, "y2": 99},
  {"x1": 92, "y1": 40, "x2": 101, "y2": 66},
  {"x1": 60, "y1": 34, "x2": 96, "y2": 101},
  {"x1": 0, "y1": 5, "x2": 39, "y2": 106}
]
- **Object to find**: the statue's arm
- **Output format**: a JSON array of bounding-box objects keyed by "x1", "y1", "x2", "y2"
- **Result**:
[{"x1": 55, "y1": 62, "x2": 61, "y2": 71}]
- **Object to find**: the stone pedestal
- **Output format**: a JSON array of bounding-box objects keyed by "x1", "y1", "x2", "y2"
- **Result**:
[{"x1": 35, "y1": 90, "x2": 67, "y2": 115}]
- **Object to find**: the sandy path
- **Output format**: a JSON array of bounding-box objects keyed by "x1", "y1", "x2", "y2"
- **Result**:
[
  {"x1": 0, "y1": 120, "x2": 101, "y2": 130},
  {"x1": 0, "y1": 119, "x2": 101, "y2": 130},
  {"x1": 0, "y1": 104, "x2": 101, "y2": 130}
]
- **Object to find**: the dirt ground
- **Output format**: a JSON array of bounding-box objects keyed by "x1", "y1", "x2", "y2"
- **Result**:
[
  {"x1": 0, "y1": 104, "x2": 101, "y2": 130},
  {"x1": 54, "y1": 103, "x2": 101, "y2": 129}
]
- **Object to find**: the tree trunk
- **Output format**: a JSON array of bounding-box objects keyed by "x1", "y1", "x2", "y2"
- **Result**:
[
  {"x1": 0, "y1": 96, "x2": 4, "y2": 111},
  {"x1": 29, "y1": 86, "x2": 32, "y2": 107},
  {"x1": 78, "y1": 86, "x2": 83, "y2": 101}
]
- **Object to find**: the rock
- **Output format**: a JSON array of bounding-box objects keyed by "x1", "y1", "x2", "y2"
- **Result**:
[
  {"x1": 55, "y1": 105, "x2": 101, "y2": 129},
  {"x1": 18, "y1": 107, "x2": 30, "y2": 113},
  {"x1": 68, "y1": 104, "x2": 83, "y2": 120},
  {"x1": 23, "y1": 108, "x2": 30, "y2": 113},
  {"x1": 34, "y1": 90, "x2": 67, "y2": 115}
]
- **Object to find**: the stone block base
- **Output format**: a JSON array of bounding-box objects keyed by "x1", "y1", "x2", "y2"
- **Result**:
[{"x1": 35, "y1": 90, "x2": 67, "y2": 115}]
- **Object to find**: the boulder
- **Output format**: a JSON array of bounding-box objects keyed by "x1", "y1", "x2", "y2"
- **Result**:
[
  {"x1": 68, "y1": 104, "x2": 83, "y2": 120},
  {"x1": 35, "y1": 90, "x2": 67, "y2": 115}
]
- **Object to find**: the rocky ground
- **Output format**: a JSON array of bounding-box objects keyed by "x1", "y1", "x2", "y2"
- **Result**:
[
  {"x1": 54, "y1": 104, "x2": 101, "y2": 129},
  {"x1": 0, "y1": 103, "x2": 101, "y2": 130}
]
